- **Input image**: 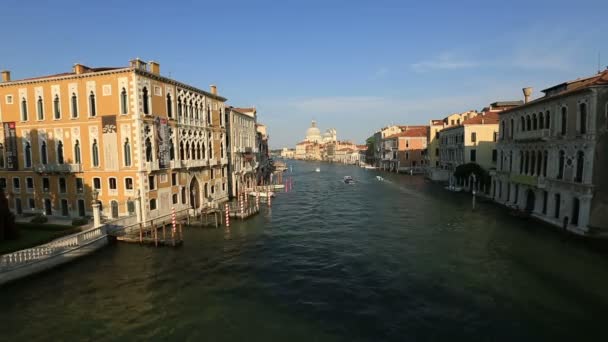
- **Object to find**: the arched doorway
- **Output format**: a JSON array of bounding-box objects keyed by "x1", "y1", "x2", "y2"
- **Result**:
[
  {"x1": 111, "y1": 200, "x2": 119, "y2": 218},
  {"x1": 203, "y1": 183, "x2": 208, "y2": 200},
  {"x1": 189, "y1": 177, "x2": 200, "y2": 209},
  {"x1": 525, "y1": 189, "x2": 535, "y2": 213}
]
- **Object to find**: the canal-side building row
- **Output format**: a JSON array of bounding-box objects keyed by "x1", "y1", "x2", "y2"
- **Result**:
[
  {"x1": 0, "y1": 59, "x2": 230, "y2": 222},
  {"x1": 379, "y1": 126, "x2": 429, "y2": 172},
  {"x1": 226, "y1": 107, "x2": 258, "y2": 197},
  {"x1": 492, "y1": 70, "x2": 608, "y2": 235}
]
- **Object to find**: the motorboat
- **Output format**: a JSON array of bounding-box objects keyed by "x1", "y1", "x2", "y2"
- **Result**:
[
  {"x1": 444, "y1": 185, "x2": 463, "y2": 192},
  {"x1": 364, "y1": 165, "x2": 377, "y2": 170},
  {"x1": 343, "y1": 176, "x2": 355, "y2": 184},
  {"x1": 376, "y1": 176, "x2": 384, "y2": 181},
  {"x1": 315, "y1": 168, "x2": 320, "y2": 172},
  {"x1": 249, "y1": 191, "x2": 276, "y2": 198}
]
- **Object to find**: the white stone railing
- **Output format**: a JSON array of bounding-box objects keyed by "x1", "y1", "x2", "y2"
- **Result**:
[{"x1": 0, "y1": 226, "x2": 106, "y2": 271}]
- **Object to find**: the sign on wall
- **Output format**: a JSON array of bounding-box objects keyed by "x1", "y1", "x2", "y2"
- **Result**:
[
  {"x1": 3, "y1": 122, "x2": 18, "y2": 170},
  {"x1": 155, "y1": 117, "x2": 169, "y2": 169}
]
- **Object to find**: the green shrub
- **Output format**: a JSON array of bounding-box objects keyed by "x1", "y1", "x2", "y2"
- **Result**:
[
  {"x1": 71, "y1": 217, "x2": 89, "y2": 227},
  {"x1": 30, "y1": 214, "x2": 49, "y2": 224}
]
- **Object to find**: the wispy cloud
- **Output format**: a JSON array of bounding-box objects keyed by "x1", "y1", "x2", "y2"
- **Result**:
[
  {"x1": 372, "y1": 67, "x2": 389, "y2": 79},
  {"x1": 410, "y1": 53, "x2": 479, "y2": 72}
]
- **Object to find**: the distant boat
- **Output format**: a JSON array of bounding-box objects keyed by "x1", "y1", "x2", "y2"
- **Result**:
[
  {"x1": 249, "y1": 191, "x2": 275, "y2": 198},
  {"x1": 315, "y1": 168, "x2": 320, "y2": 172},
  {"x1": 444, "y1": 185, "x2": 463, "y2": 192},
  {"x1": 376, "y1": 176, "x2": 384, "y2": 181},
  {"x1": 344, "y1": 176, "x2": 355, "y2": 184},
  {"x1": 364, "y1": 165, "x2": 377, "y2": 170}
]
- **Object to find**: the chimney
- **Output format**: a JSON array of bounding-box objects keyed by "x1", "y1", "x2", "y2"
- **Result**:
[
  {"x1": 210, "y1": 84, "x2": 217, "y2": 95},
  {"x1": 129, "y1": 58, "x2": 147, "y2": 71},
  {"x1": 73, "y1": 63, "x2": 86, "y2": 75},
  {"x1": 523, "y1": 87, "x2": 533, "y2": 104},
  {"x1": 1, "y1": 70, "x2": 10, "y2": 82},
  {"x1": 149, "y1": 61, "x2": 160, "y2": 75}
]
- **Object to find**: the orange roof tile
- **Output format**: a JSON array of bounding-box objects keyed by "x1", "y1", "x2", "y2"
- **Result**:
[{"x1": 461, "y1": 112, "x2": 499, "y2": 125}]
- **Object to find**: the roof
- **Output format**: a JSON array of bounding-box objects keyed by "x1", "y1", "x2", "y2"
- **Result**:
[
  {"x1": 501, "y1": 69, "x2": 608, "y2": 115},
  {"x1": 430, "y1": 119, "x2": 444, "y2": 125},
  {"x1": 231, "y1": 107, "x2": 256, "y2": 113},
  {"x1": 461, "y1": 112, "x2": 499, "y2": 125},
  {"x1": 385, "y1": 127, "x2": 428, "y2": 139},
  {"x1": 490, "y1": 100, "x2": 524, "y2": 108},
  {"x1": 13, "y1": 67, "x2": 124, "y2": 82}
]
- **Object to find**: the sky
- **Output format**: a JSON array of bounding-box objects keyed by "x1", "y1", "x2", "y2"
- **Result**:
[{"x1": 2, "y1": 0, "x2": 608, "y2": 148}]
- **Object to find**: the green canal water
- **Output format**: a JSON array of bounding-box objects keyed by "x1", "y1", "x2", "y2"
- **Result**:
[{"x1": 2, "y1": 160, "x2": 608, "y2": 341}]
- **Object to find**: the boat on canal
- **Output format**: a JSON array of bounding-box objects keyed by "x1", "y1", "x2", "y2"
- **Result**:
[
  {"x1": 315, "y1": 167, "x2": 320, "y2": 172},
  {"x1": 343, "y1": 176, "x2": 355, "y2": 184},
  {"x1": 376, "y1": 176, "x2": 384, "y2": 181},
  {"x1": 249, "y1": 191, "x2": 276, "y2": 198}
]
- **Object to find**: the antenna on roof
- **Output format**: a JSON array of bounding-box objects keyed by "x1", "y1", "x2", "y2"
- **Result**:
[{"x1": 598, "y1": 51, "x2": 601, "y2": 74}]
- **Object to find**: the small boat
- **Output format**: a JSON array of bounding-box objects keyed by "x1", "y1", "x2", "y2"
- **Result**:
[
  {"x1": 343, "y1": 176, "x2": 355, "y2": 184},
  {"x1": 249, "y1": 191, "x2": 275, "y2": 198},
  {"x1": 376, "y1": 176, "x2": 384, "y2": 181},
  {"x1": 364, "y1": 165, "x2": 377, "y2": 170},
  {"x1": 315, "y1": 168, "x2": 320, "y2": 172},
  {"x1": 444, "y1": 185, "x2": 463, "y2": 192}
]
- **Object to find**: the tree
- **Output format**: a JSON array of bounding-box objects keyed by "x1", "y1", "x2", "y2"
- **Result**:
[
  {"x1": 0, "y1": 188, "x2": 18, "y2": 241},
  {"x1": 453, "y1": 163, "x2": 491, "y2": 189}
]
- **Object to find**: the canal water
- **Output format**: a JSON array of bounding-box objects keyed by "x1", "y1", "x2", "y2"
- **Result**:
[{"x1": 2, "y1": 160, "x2": 608, "y2": 341}]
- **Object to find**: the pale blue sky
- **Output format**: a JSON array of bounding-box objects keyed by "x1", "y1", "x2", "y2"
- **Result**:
[{"x1": 2, "y1": 0, "x2": 607, "y2": 147}]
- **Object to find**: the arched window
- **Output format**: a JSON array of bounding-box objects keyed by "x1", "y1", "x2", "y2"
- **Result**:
[
  {"x1": 74, "y1": 140, "x2": 81, "y2": 164},
  {"x1": 500, "y1": 150, "x2": 504, "y2": 170},
  {"x1": 542, "y1": 151, "x2": 548, "y2": 177},
  {"x1": 124, "y1": 138, "x2": 131, "y2": 166},
  {"x1": 181, "y1": 187, "x2": 186, "y2": 204},
  {"x1": 71, "y1": 93, "x2": 78, "y2": 118},
  {"x1": 575, "y1": 151, "x2": 584, "y2": 183},
  {"x1": 25, "y1": 142, "x2": 32, "y2": 167},
  {"x1": 120, "y1": 88, "x2": 128, "y2": 115},
  {"x1": 524, "y1": 151, "x2": 529, "y2": 174},
  {"x1": 196, "y1": 143, "x2": 201, "y2": 160},
  {"x1": 532, "y1": 114, "x2": 537, "y2": 130},
  {"x1": 539, "y1": 112, "x2": 544, "y2": 129},
  {"x1": 127, "y1": 200, "x2": 135, "y2": 215},
  {"x1": 21, "y1": 98, "x2": 28, "y2": 121},
  {"x1": 189, "y1": 100, "x2": 194, "y2": 119},
  {"x1": 530, "y1": 151, "x2": 536, "y2": 176},
  {"x1": 179, "y1": 141, "x2": 185, "y2": 160},
  {"x1": 167, "y1": 93, "x2": 173, "y2": 118},
  {"x1": 220, "y1": 142, "x2": 224, "y2": 158},
  {"x1": 191, "y1": 142, "x2": 195, "y2": 160},
  {"x1": 54, "y1": 95, "x2": 61, "y2": 119},
  {"x1": 207, "y1": 106, "x2": 211, "y2": 125},
  {"x1": 142, "y1": 87, "x2": 150, "y2": 114},
  {"x1": 177, "y1": 97, "x2": 182, "y2": 117},
  {"x1": 519, "y1": 150, "x2": 524, "y2": 174},
  {"x1": 92, "y1": 139, "x2": 100, "y2": 167},
  {"x1": 572, "y1": 197, "x2": 580, "y2": 226},
  {"x1": 557, "y1": 150, "x2": 565, "y2": 179},
  {"x1": 510, "y1": 119, "x2": 514, "y2": 138},
  {"x1": 185, "y1": 142, "x2": 190, "y2": 160},
  {"x1": 202, "y1": 141, "x2": 206, "y2": 159},
  {"x1": 520, "y1": 116, "x2": 525, "y2": 132},
  {"x1": 57, "y1": 141, "x2": 64, "y2": 164},
  {"x1": 561, "y1": 106, "x2": 567, "y2": 135},
  {"x1": 37, "y1": 96, "x2": 44, "y2": 120},
  {"x1": 536, "y1": 150, "x2": 542, "y2": 176},
  {"x1": 545, "y1": 110, "x2": 550, "y2": 129},
  {"x1": 169, "y1": 139, "x2": 175, "y2": 160},
  {"x1": 500, "y1": 121, "x2": 505, "y2": 139},
  {"x1": 145, "y1": 137, "x2": 152, "y2": 162},
  {"x1": 89, "y1": 91, "x2": 96, "y2": 117},
  {"x1": 526, "y1": 115, "x2": 531, "y2": 131},
  {"x1": 509, "y1": 152, "x2": 513, "y2": 171},
  {"x1": 40, "y1": 141, "x2": 48, "y2": 165},
  {"x1": 579, "y1": 102, "x2": 587, "y2": 134}
]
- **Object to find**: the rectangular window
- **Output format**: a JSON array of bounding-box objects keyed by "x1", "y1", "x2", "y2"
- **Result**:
[
  {"x1": 172, "y1": 193, "x2": 178, "y2": 204},
  {"x1": 492, "y1": 149, "x2": 497, "y2": 162},
  {"x1": 470, "y1": 149, "x2": 476, "y2": 162},
  {"x1": 59, "y1": 178, "x2": 67, "y2": 193},
  {"x1": 0, "y1": 178, "x2": 6, "y2": 190},
  {"x1": 493, "y1": 132, "x2": 497, "y2": 142},
  {"x1": 26, "y1": 177, "x2": 34, "y2": 191},
  {"x1": 542, "y1": 191, "x2": 548, "y2": 215},
  {"x1": 160, "y1": 174, "x2": 168, "y2": 183},
  {"x1": 13, "y1": 177, "x2": 20, "y2": 191},
  {"x1": 43, "y1": 177, "x2": 50, "y2": 192},
  {"x1": 149, "y1": 175, "x2": 155, "y2": 190},
  {"x1": 171, "y1": 173, "x2": 177, "y2": 186},
  {"x1": 76, "y1": 178, "x2": 84, "y2": 193},
  {"x1": 5, "y1": 95, "x2": 13, "y2": 104},
  {"x1": 109, "y1": 178, "x2": 117, "y2": 190},
  {"x1": 554, "y1": 194, "x2": 561, "y2": 218},
  {"x1": 435, "y1": 148, "x2": 439, "y2": 157},
  {"x1": 93, "y1": 177, "x2": 101, "y2": 191},
  {"x1": 150, "y1": 198, "x2": 157, "y2": 210},
  {"x1": 471, "y1": 132, "x2": 477, "y2": 143},
  {"x1": 125, "y1": 178, "x2": 133, "y2": 190},
  {"x1": 29, "y1": 198, "x2": 36, "y2": 209}
]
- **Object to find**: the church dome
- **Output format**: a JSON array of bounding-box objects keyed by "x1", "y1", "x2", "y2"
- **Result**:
[{"x1": 305, "y1": 120, "x2": 322, "y2": 142}]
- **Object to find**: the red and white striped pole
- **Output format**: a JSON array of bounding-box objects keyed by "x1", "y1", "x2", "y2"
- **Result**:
[
  {"x1": 171, "y1": 207, "x2": 177, "y2": 244},
  {"x1": 256, "y1": 191, "x2": 260, "y2": 210},
  {"x1": 267, "y1": 190, "x2": 272, "y2": 207},
  {"x1": 225, "y1": 203, "x2": 230, "y2": 227},
  {"x1": 240, "y1": 193, "x2": 244, "y2": 218}
]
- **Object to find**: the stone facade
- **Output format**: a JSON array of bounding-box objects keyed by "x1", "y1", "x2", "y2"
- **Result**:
[{"x1": 226, "y1": 107, "x2": 257, "y2": 197}]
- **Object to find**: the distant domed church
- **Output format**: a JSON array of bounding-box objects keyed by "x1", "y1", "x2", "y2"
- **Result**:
[{"x1": 305, "y1": 120, "x2": 336, "y2": 144}]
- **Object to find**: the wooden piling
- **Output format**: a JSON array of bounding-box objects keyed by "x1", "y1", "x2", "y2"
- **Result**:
[
  {"x1": 139, "y1": 223, "x2": 143, "y2": 244},
  {"x1": 154, "y1": 223, "x2": 158, "y2": 247}
]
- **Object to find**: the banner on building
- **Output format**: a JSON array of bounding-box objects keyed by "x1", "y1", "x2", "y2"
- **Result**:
[
  {"x1": 155, "y1": 117, "x2": 169, "y2": 169},
  {"x1": 102, "y1": 115, "x2": 119, "y2": 171},
  {"x1": 3, "y1": 122, "x2": 18, "y2": 170}
]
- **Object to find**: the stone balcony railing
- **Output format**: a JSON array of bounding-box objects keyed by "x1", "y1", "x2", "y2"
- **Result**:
[
  {"x1": 186, "y1": 160, "x2": 209, "y2": 169},
  {"x1": 35, "y1": 163, "x2": 82, "y2": 174},
  {"x1": 514, "y1": 129, "x2": 550, "y2": 142},
  {"x1": 509, "y1": 173, "x2": 546, "y2": 188},
  {"x1": 145, "y1": 160, "x2": 160, "y2": 172},
  {"x1": 209, "y1": 159, "x2": 218, "y2": 166}
]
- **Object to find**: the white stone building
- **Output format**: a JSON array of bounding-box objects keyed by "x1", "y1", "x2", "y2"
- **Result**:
[
  {"x1": 226, "y1": 107, "x2": 257, "y2": 197},
  {"x1": 492, "y1": 70, "x2": 608, "y2": 236}
]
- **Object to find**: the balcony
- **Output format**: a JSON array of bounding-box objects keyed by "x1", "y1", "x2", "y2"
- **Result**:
[
  {"x1": 209, "y1": 159, "x2": 218, "y2": 166},
  {"x1": 509, "y1": 173, "x2": 547, "y2": 188},
  {"x1": 514, "y1": 129, "x2": 550, "y2": 142},
  {"x1": 221, "y1": 157, "x2": 228, "y2": 165},
  {"x1": 145, "y1": 160, "x2": 160, "y2": 172},
  {"x1": 35, "y1": 163, "x2": 82, "y2": 174},
  {"x1": 185, "y1": 160, "x2": 208, "y2": 169}
]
